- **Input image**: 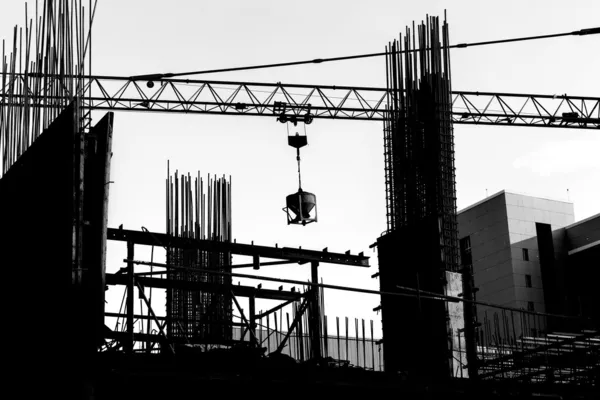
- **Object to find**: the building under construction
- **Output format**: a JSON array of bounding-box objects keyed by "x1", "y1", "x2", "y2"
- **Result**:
[{"x1": 1, "y1": 1, "x2": 598, "y2": 399}]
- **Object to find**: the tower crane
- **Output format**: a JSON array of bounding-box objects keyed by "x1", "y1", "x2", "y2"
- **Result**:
[
  {"x1": 6, "y1": 74, "x2": 596, "y2": 128},
  {"x1": 4, "y1": 73, "x2": 597, "y2": 228}
]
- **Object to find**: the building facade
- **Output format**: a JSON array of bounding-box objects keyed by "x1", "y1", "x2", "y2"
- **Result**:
[{"x1": 457, "y1": 191, "x2": 599, "y2": 335}]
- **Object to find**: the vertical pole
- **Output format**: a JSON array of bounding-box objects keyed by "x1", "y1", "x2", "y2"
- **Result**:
[
  {"x1": 336, "y1": 317, "x2": 341, "y2": 360},
  {"x1": 323, "y1": 315, "x2": 329, "y2": 359},
  {"x1": 286, "y1": 312, "x2": 291, "y2": 358},
  {"x1": 462, "y1": 265, "x2": 479, "y2": 380},
  {"x1": 310, "y1": 261, "x2": 321, "y2": 363},
  {"x1": 355, "y1": 318, "x2": 359, "y2": 367},
  {"x1": 345, "y1": 317, "x2": 349, "y2": 362},
  {"x1": 303, "y1": 302, "x2": 309, "y2": 360},
  {"x1": 362, "y1": 319, "x2": 366, "y2": 370},
  {"x1": 249, "y1": 293, "x2": 256, "y2": 347},
  {"x1": 370, "y1": 320, "x2": 375, "y2": 371},
  {"x1": 259, "y1": 312, "x2": 263, "y2": 345},
  {"x1": 274, "y1": 311, "x2": 279, "y2": 349},
  {"x1": 266, "y1": 314, "x2": 271, "y2": 352},
  {"x1": 379, "y1": 342, "x2": 382, "y2": 372},
  {"x1": 297, "y1": 305, "x2": 304, "y2": 361},
  {"x1": 126, "y1": 241, "x2": 134, "y2": 354},
  {"x1": 458, "y1": 329, "x2": 463, "y2": 378},
  {"x1": 321, "y1": 284, "x2": 328, "y2": 358}
]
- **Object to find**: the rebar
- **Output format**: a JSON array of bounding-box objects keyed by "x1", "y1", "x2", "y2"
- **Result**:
[
  {"x1": 165, "y1": 162, "x2": 233, "y2": 343},
  {"x1": 383, "y1": 14, "x2": 459, "y2": 272},
  {"x1": 475, "y1": 307, "x2": 599, "y2": 385},
  {"x1": 1, "y1": 0, "x2": 95, "y2": 178}
]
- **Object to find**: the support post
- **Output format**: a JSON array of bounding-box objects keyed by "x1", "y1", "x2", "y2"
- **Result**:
[
  {"x1": 310, "y1": 261, "x2": 322, "y2": 363},
  {"x1": 462, "y1": 265, "x2": 479, "y2": 379},
  {"x1": 126, "y1": 241, "x2": 134, "y2": 353},
  {"x1": 249, "y1": 293, "x2": 257, "y2": 347}
]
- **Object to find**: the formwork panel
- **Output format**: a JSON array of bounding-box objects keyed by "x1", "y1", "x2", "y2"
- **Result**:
[
  {"x1": 0, "y1": 104, "x2": 114, "y2": 395},
  {"x1": 377, "y1": 217, "x2": 452, "y2": 378},
  {"x1": 0, "y1": 104, "x2": 77, "y2": 386}
]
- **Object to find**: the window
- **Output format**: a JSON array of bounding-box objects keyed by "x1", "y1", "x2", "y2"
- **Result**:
[
  {"x1": 527, "y1": 301, "x2": 535, "y2": 312},
  {"x1": 525, "y1": 275, "x2": 532, "y2": 288},
  {"x1": 460, "y1": 236, "x2": 472, "y2": 268},
  {"x1": 522, "y1": 248, "x2": 529, "y2": 261}
]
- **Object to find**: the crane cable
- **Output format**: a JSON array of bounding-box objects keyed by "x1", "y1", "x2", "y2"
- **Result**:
[
  {"x1": 287, "y1": 122, "x2": 304, "y2": 190},
  {"x1": 130, "y1": 27, "x2": 599, "y2": 81}
]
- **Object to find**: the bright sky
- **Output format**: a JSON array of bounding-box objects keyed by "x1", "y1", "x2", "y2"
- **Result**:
[{"x1": 2, "y1": 0, "x2": 599, "y2": 337}]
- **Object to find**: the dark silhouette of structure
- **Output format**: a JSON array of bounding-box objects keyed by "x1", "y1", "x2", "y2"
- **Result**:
[
  {"x1": 376, "y1": 16, "x2": 460, "y2": 378},
  {"x1": 1, "y1": 2, "x2": 598, "y2": 398}
]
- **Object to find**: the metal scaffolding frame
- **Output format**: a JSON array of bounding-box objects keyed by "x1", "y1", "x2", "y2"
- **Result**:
[{"x1": 104, "y1": 227, "x2": 370, "y2": 359}]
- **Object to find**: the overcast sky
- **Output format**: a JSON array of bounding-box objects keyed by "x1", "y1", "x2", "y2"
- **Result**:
[{"x1": 2, "y1": 0, "x2": 598, "y2": 336}]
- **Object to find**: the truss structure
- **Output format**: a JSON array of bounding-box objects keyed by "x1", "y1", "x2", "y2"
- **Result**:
[{"x1": 2, "y1": 74, "x2": 598, "y2": 128}]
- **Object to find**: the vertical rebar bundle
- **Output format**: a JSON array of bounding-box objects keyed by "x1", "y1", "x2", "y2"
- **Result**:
[
  {"x1": 165, "y1": 163, "x2": 233, "y2": 343},
  {"x1": 384, "y1": 14, "x2": 459, "y2": 272},
  {"x1": 0, "y1": 0, "x2": 95, "y2": 178},
  {"x1": 378, "y1": 14, "x2": 460, "y2": 378}
]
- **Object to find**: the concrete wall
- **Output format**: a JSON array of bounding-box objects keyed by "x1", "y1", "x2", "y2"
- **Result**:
[
  {"x1": 0, "y1": 105, "x2": 76, "y2": 393},
  {"x1": 458, "y1": 191, "x2": 513, "y2": 309},
  {"x1": 377, "y1": 218, "x2": 453, "y2": 377},
  {"x1": 505, "y1": 192, "x2": 574, "y2": 313},
  {"x1": 445, "y1": 271, "x2": 468, "y2": 378},
  {"x1": 0, "y1": 105, "x2": 114, "y2": 396},
  {"x1": 458, "y1": 192, "x2": 576, "y2": 310}
]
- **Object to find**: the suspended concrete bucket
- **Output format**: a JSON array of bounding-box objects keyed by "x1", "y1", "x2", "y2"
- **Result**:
[{"x1": 284, "y1": 189, "x2": 317, "y2": 226}]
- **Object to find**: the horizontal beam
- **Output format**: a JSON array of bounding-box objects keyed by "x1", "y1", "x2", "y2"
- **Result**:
[
  {"x1": 231, "y1": 260, "x2": 298, "y2": 269},
  {"x1": 107, "y1": 273, "x2": 302, "y2": 301},
  {"x1": 105, "y1": 312, "x2": 168, "y2": 321},
  {"x1": 107, "y1": 228, "x2": 370, "y2": 267},
  {"x1": 3, "y1": 74, "x2": 598, "y2": 128},
  {"x1": 104, "y1": 312, "x2": 245, "y2": 327},
  {"x1": 105, "y1": 331, "x2": 163, "y2": 344},
  {"x1": 127, "y1": 258, "x2": 452, "y2": 301},
  {"x1": 105, "y1": 331, "x2": 246, "y2": 346}
]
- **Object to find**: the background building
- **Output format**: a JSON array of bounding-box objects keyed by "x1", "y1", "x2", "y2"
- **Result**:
[{"x1": 457, "y1": 190, "x2": 599, "y2": 336}]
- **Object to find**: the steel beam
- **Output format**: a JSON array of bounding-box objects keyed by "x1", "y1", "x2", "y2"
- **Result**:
[
  {"x1": 126, "y1": 242, "x2": 134, "y2": 354},
  {"x1": 107, "y1": 273, "x2": 301, "y2": 301},
  {"x1": 310, "y1": 261, "x2": 322, "y2": 362},
  {"x1": 107, "y1": 228, "x2": 369, "y2": 267},
  {"x1": 249, "y1": 294, "x2": 257, "y2": 347}
]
